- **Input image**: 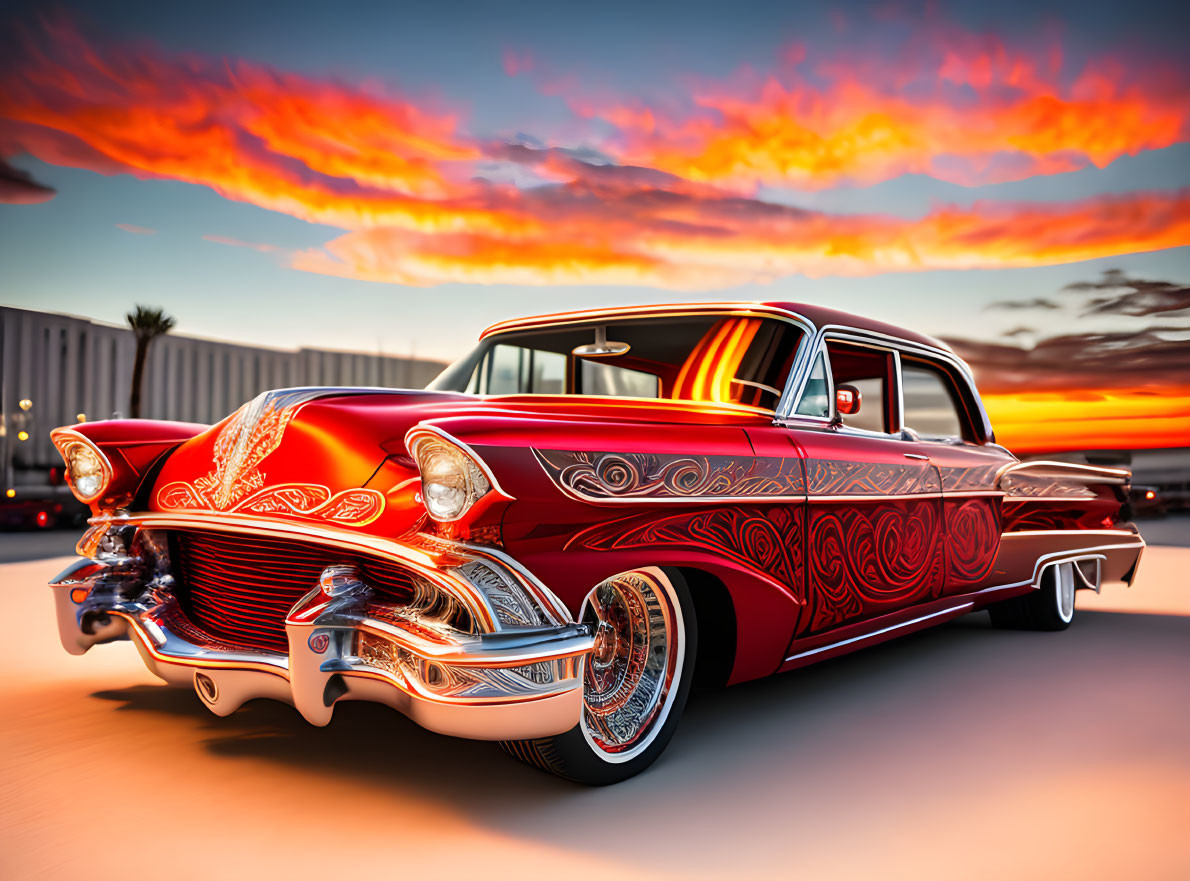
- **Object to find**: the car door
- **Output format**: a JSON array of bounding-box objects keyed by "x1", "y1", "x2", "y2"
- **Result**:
[
  {"x1": 899, "y1": 354, "x2": 1013, "y2": 595},
  {"x1": 781, "y1": 336, "x2": 945, "y2": 639}
]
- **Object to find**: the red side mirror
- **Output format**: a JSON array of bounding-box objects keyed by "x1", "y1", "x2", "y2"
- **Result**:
[{"x1": 836, "y1": 384, "x2": 862, "y2": 416}]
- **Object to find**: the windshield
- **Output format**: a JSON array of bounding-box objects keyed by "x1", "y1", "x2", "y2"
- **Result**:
[{"x1": 429, "y1": 315, "x2": 804, "y2": 411}]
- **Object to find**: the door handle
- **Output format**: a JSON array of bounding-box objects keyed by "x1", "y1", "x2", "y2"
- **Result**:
[{"x1": 903, "y1": 453, "x2": 929, "y2": 461}]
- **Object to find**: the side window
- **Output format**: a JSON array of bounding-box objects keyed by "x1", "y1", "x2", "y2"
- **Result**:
[
  {"x1": 824, "y1": 340, "x2": 895, "y2": 433},
  {"x1": 794, "y1": 352, "x2": 830, "y2": 417},
  {"x1": 485, "y1": 344, "x2": 526, "y2": 394},
  {"x1": 902, "y1": 361, "x2": 967, "y2": 441},
  {"x1": 531, "y1": 350, "x2": 566, "y2": 394},
  {"x1": 472, "y1": 344, "x2": 568, "y2": 394}
]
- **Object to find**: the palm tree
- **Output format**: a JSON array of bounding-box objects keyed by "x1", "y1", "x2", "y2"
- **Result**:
[{"x1": 126, "y1": 305, "x2": 176, "y2": 418}]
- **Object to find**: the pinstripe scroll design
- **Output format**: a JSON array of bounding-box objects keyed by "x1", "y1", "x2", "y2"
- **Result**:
[
  {"x1": 944, "y1": 497, "x2": 1001, "y2": 588},
  {"x1": 567, "y1": 505, "x2": 805, "y2": 596},
  {"x1": 804, "y1": 458, "x2": 940, "y2": 495},
  {"x1": 534, "y1": 450, "x2": 804, "y2": 501},
  {"x1": 802, "y1": 498, "x2": 944, "y2": 635}
]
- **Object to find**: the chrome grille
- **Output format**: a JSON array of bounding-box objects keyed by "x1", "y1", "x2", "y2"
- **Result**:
[{"x1": 171, "y1": 529, "x2": 416, "y2": 653}]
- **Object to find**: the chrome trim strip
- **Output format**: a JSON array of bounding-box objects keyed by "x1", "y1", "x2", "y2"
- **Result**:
[
  {"x1": 785, "y1": 603, "x2": 975, "y2": 663},
  {"x1": 1001, "y1": 530, "x2": 1144, "y2": 539},
  {"x1": 481, "y1": 303, "x2": 815, "y2": 339},
  {"x1": 996, "y1": 459, "x2": 1131, "y2": 486},
  {"x1": 982, "y1": 540, "x2": 1144, "y2": 597},
  {"x1": 808, "y1": 492, "x2": 938, "y2": 502},
  {"x1": 783, "y1": 537, "x2": 1144, "y2": 665}
]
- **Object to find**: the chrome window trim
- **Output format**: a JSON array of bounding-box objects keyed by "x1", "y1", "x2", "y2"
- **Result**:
[
  {"x1": 776, "y1": 322, "x2": 993, "y2": 444},
  {"x1": 473, "y1": 307, "x2": 815, "y2": 415},
  {"x1": 482, "y1": 303, "x2": 815, "y2": 339},
  {"x1": 779, "y1": 330, "x2": 902, "y2": 436}
]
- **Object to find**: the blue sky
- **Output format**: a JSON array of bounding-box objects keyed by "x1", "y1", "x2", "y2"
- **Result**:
[{"x1": 1, "y1": 0, "x2": 1188, "y2": 361}]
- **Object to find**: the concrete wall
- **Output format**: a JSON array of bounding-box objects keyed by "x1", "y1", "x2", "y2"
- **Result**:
[{"x1": 1, "y1": 306, "x2": 447, "y2": 477}]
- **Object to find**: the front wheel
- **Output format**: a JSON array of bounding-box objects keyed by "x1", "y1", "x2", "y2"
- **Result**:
[{"x1": 502, "y1": 567, "x2": 697, "y2": 785}]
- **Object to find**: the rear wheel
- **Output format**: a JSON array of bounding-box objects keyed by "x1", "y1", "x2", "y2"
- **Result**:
[
  {"x1": 988, "y1": 562, "x2": 1077, "y2": 631},
  {"x1": 501, "y1": 567, "x2": 696, "y2": 785}
]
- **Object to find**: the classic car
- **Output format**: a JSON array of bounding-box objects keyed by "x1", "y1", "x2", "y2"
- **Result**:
[{"x1": 49, "y1": 302, "x2": 1145, "y2": 784}]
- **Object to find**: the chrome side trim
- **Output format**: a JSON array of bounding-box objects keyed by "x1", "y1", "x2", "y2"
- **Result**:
[
  {"x1": 997, "y1": 460, "x2": 1131, "y2": 481},
  {"x1": 785, "y1": 603, "x2": 975, "y2": 664},
  {"x1": 783, "y1": 537, "x2": 1143, "y2": 665}
]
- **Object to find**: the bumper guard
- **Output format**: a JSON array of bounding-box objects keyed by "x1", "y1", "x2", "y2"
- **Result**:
[{"x1": 51, "y1": 538, "x2": 592, "y2": 741}]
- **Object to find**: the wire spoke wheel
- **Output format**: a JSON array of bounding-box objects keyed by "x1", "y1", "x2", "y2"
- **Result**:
[
  {"x1": 500, "y1": 567, "x2": 695, "y2": 784},
  {"x1": 580, "y1": 570, "x2": 683, "y2": 762}
]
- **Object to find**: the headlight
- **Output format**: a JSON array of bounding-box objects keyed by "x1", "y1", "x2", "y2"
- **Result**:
[
  {"x1": 407, "y1": 430, "x2": 492, "y2": 522},
  {"x1": 50, "y1": 431, "x2": 113, "y2": 504},
  {"x1": 69, "y1": 444, "x2": 106, "y2": 498}
]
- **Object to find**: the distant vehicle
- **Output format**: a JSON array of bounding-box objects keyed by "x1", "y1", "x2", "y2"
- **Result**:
[
  {"x1": 0, "y1": 485, "x2": 87, "y2": 530},
  {"x1": 1130, "y1": 484, "x2": 1167, "y2": 518},
  {"x1": 47, "y1": 302, "x2": 1145, "y2": 784}
]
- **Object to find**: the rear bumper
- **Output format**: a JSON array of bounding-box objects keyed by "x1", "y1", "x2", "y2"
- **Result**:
[{"x1": 52, "y1": 552, "x2": 591, "y2": 741}]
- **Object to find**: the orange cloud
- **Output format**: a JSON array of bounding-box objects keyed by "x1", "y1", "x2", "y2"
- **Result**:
[
  {"x1": 0, "y1": 17, "x2": 529, "y2": 235},
  {"x1": 985, "y1": 387, "x2": 1190, "y2": 453},
  {"x1": 294, "y1": 189, "x2": 1190, "y2": 288},
  {"x1": 561, "y1": 26, "x2": 1190, "y2": 190},
  {"x1": 2, "y1": 15, "x2": 1188, "y2": 295},
  {"x1": 116, "y1": 223, "x2": 155, "y2": 235}
]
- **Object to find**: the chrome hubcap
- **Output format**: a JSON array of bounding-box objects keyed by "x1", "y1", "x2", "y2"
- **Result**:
[{"x1": 580, "y1": 570, "x2": 681, "y2": 762}]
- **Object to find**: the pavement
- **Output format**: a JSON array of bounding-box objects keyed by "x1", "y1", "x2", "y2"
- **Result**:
[
  {"x1": 0, "y1": 528, "x2": 81, "y2": 563},
  {"x1": 1, "y1": 542, "x2": 1187, "y2": 880}
]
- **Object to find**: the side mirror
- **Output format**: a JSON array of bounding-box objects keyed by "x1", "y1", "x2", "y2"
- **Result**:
[{"x1": 835, "y1": 384, "x2": 862, "y2": 416}]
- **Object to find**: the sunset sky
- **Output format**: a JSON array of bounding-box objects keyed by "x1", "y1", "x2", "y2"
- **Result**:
[{"x1": 1, "y1": 0, "x2": 1187, "y2": 452}]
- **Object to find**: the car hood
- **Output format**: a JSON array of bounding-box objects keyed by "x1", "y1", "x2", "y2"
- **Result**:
[{"x1": 150, "y1": 386, "x2": 770, "y2": 533}]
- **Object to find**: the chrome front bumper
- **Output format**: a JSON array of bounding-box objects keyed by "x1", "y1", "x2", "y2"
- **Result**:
[{"x1": 51, "y1": 537, "x2": 592, "y2": 741}]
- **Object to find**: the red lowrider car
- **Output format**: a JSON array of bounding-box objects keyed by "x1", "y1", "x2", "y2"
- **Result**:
[{"x1": 49, "y1": 302, "x2": 1145, "y2": 784}]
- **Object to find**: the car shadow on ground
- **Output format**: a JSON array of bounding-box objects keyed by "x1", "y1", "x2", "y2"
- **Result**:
[{"x1": 90, "y1": 608, "x2": 1189, "y2": 874}]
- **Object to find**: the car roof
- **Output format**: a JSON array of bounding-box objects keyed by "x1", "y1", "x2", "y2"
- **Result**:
[{"x1": 480, "y1": 301, "x2": 953, "y2": 354}]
